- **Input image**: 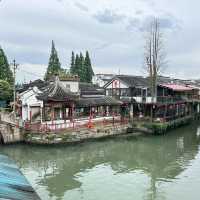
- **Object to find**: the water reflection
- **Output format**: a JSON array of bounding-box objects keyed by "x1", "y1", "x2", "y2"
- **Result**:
[{"x1": 1, "y1": 123, "x2": 200, "y2": 200}]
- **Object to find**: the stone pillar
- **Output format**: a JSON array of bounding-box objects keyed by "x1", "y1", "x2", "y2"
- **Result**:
[{"x1": 51, "y1": 105, "x2": 54, "y2": 123}]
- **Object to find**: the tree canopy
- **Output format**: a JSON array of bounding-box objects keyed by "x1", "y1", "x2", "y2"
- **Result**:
[
  {"x1": 70, "y1": 51, "x2": 75, "y2": 74},
  {"x1": 44, "y1": 41, "x2": 62, "y2": 81},
  {"x1": 84, "y1": 51, "x2": 94, "y2": 82},
  {"x1": 0, "y1": 80, "x2": 12, "y2": 101},
  {"x1": 0, "y1": 46, "x2": 14, "y2": 85},
  {"x1": 70, "y1": 51, "x2": 94, "y2": 83}
]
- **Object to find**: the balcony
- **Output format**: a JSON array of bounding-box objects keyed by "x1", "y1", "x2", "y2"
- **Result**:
[{"x1": 157, "y1": 96, "x2": 184, "y2": 104}]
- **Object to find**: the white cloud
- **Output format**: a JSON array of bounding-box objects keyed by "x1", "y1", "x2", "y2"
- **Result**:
[
  {"x1": 0, "y1": 0, "x2": 199, "y2": 82},
  {"x1": 16, "y1": 63, "x2": 47, "y2": 83}
]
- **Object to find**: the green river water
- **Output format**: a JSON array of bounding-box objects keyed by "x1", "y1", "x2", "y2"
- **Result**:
[{"x1": 1, "y1": 123, "x2": 200, "y2": 200}]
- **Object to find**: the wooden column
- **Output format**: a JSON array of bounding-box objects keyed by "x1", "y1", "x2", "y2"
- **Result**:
[
  {"x1": 51, "y1": 105, "x2": 54, "y2": 123},
  {"x1": 40, "y1": 106, "x2": 43, "y2": 123},
  {"x1": 164, "y1": 104, "x2": 167, "y2": 120},
  {"x1": 29, "y1": 109, "x2": 32, "y2": 123}
]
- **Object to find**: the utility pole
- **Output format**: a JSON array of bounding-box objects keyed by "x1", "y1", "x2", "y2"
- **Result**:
[
  {"x1": 118, "y1": 68, "x2": 121, "y2": 75},
  {"x1": 12, "y1": 59, "x2": 19, "y2": 119}
]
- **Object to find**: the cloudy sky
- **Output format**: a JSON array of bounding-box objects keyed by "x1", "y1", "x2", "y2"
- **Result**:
[{"x1": 0, "y1": 0, "x2": 199, "y2": 82}]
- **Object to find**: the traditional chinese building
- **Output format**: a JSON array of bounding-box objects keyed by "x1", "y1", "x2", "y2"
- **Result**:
[{"x1": 17, "y1": 76, "x2": 122, "y2": 131}]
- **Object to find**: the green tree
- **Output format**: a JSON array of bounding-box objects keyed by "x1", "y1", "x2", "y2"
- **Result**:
[
  {"x1": 0, "y1": 80, "x2": 12, "y2": 101},
  {"x1": 70, "y1": 51, "x2": 94, "y2": 82},
  {"x1": 73, "y1": 54, "x2": 80, "y2": 76},
  {"x1": 0, "y1": 46, "x2": 14, "y2": 85},
  {"x1": 44, "y1": 40, "x2": 61, "y2": 80},
  {"x1": 70, "y1": 51, "x2": 75, "y2": 74},
  {"x1": 84, "y1": 51, "x2": 94, "y2": 83},
  {"x1": 78, "y1": 52, "x2": 87, "y2": 82}
]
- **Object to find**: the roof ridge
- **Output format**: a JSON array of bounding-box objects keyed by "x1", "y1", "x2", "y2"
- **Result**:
[{"x1": 49, "y1": 77, "x2": 59, "y2": 97}]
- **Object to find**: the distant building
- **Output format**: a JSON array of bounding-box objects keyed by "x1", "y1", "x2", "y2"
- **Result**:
[{"x1": 92, "y1": 74, "x2": 115, "y2": 87}]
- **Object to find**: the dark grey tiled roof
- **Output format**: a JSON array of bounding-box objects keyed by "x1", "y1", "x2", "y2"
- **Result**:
[
  {"x1": 75, "y1": 96, "x2": 122, "y2": 107},
  {"x1": 114, "y1": 75, "x2": 149, "y2": 88},
  {"x1": 37, "y1": 81, "x2": 78, "y2": 102},
  {"x1": 17, "y1": 79, "x2": 47, "y2": 93},
  {"x1": 79, "y1": 82, "x2": 105, "y2": 96}
]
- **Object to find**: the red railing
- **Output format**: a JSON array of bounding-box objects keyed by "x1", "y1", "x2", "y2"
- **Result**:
[{"x1": 24, "y1": 116, "x2": 129, "y2": 133}]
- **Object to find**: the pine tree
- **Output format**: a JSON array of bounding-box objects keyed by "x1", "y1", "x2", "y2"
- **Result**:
[
  {"x1": 70, "y1": 51, "x2": 94, "y2": 82},
  {"x1": 0, "y1": 46, "x2": 14, "y2": 85},
  {"x1": 79, "y1": 52, "x2": 87, "y2": 82},
  {"x1": 84, "y1": 51, "x2": 94, "y2": 83},
  {"x1": 44, "y1": 40, "x2": 61, "y2": 80},
  {"x1": 73, "y1": 54, "x2": 80, "y2": 76},
  {"x1": 70, "y1": 51, "x2": 75, "y2": 74}
]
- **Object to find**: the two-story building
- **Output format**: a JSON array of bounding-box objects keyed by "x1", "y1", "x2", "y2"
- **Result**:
[
  {"x1": 104, "y1": 75, "x2": 200, "y2": 121},
  {"x1": 104, "y1": 75, "x2": 151, "y2": 103}
]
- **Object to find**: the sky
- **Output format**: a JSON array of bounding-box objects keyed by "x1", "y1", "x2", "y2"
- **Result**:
[{"x1": 0, "y1": 0, "x2": 200, "y2": 83}]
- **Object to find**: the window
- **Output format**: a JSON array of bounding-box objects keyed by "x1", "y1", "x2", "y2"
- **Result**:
[
  {"x1": 113, "y1": 89, "x2": 120, "y2": 96},
  {"x1": 65, "y1": 84, "x2": 70, "y2": 90},
  {"x1": 106, "y1": 89, "x2": 112, "y2": 96},
  {"x1": 133, "y1": 88, "x2": 142, "y2": 96},
  {"x1": 121, "y1": 89, "x2": 130, "y2": 97}
]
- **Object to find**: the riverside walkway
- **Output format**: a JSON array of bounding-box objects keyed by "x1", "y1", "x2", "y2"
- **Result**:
[{"x1": 0, "y1": 154, "x2": 40, "y2": 200}]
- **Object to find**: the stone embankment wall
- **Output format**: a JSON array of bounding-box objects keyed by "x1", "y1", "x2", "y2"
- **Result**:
[
  {"x1": 0, "y1": 123, "x2": 23, "y2": 144},
  {"x1": 0, "y1": 112, "x2": 24, "y2": 144},
  {"x1": 0, "y1": 113, "x2": 195, "y2": 145},
  {"x1": 25, "y1": 124, "x2": 135, "y2": 145}
]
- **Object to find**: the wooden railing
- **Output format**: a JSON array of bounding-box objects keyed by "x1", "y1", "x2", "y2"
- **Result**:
[
  {"x1": 157, "y1": 95, "x2": 200, "y2": 103},
  {"x1": 157, "y1": 96, "x2": 184, "y2": 103}
]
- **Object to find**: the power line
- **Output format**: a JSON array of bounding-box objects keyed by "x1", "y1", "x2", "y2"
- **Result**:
[{"x1": 19, "y1": 69, "x2": 44, "y2": 78}]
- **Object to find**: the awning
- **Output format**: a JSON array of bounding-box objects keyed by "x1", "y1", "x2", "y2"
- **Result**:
[{"x1": 160, "y1": 84, "x2": 193, "y2": 91}]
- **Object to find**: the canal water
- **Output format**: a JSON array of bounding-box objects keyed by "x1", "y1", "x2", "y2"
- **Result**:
[{"x1": 1, "y1": 123, "x2": 200, "y2": 200}]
